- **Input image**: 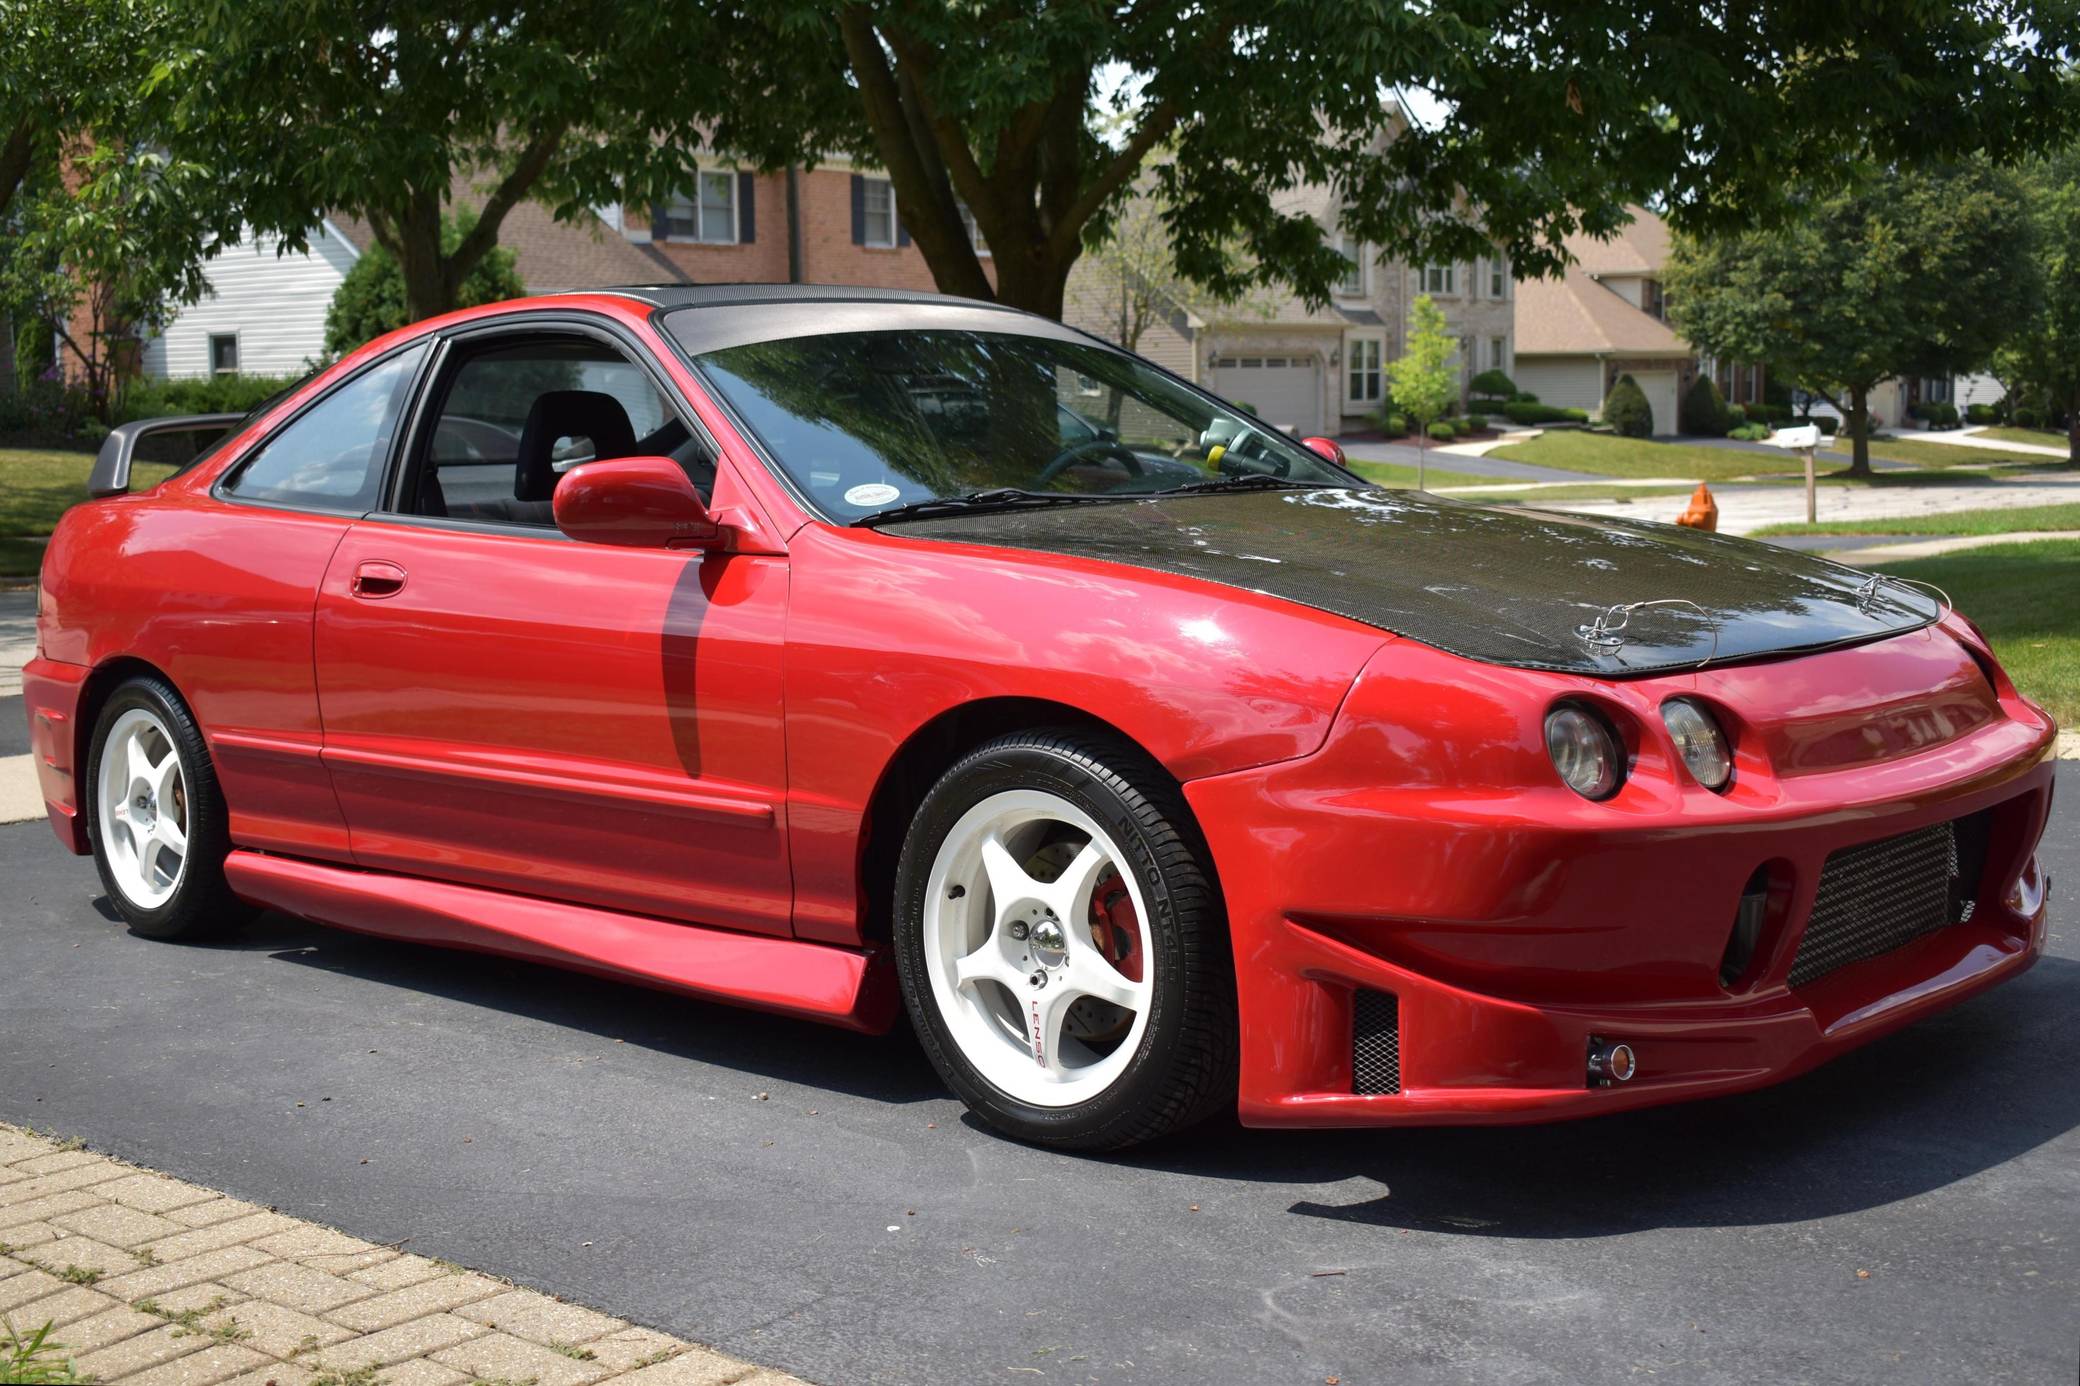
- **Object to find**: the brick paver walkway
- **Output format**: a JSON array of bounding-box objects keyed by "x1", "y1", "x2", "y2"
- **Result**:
[{"x1": 0, "y1": 1125, "x2": 806, "y2": 1386}]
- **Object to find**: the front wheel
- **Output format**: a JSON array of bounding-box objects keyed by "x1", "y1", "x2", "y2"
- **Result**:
[
  {"x1": 86, "y1": 675, "x2": 251, "y2": 941},
  {"x1": 893, "y1": 729, "x2": 1236, "y2": 1150}
]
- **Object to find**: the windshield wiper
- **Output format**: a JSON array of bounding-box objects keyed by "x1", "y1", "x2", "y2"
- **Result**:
[
  {"x1": 1162, "y1": 473, "x2": 1323, "y2": 496},
  {"x1": 852, "y1": 487, "x2": 1123, "y2": 527}
]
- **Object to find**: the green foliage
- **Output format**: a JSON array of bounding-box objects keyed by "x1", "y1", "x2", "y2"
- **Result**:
[
  {"x1": 1681, "y1": 375, "x2": 1731, "y2": 435},
  {"x1": 1386, "y1": 295, "x2": 1458, "y2": 442},
  {"x1": 115, "y1": 373, "x2": 305, "y2": 425},
  {"x1": 1469, "y1": 369, "x2": 1515, "y2": 399},
  {"x1": 2, "y1": 1319, "x2": 81, "y2": 1383},
  {"x1": 325, "y1": 211, "x2": 524, "y2": 355},
  {"x1": 1665, "y1": 161, "x2": 2039, "y2": 472},
  {"x1": 1427, "y1": 421, "x2": 1457, "y2": 441},
  {"x1": 1502, "y1": 400, "x2": 1589, "y2": 424},
  {"x1": 1465, "y1": 413, "x2": 1488, "y2": 432},
  {"x1": 701, "y1": 2, "x2": 2079, "y2": 317},
  {"x1": 1602, "y1": 373, "x2": 1654, "y2": 437},
  {"x1": 1967, "y1": 402, "x2": 2001, "y2": 424},
  {"x1": 1725, "y1": 402, "x2": 1748, "y2": 426},
  {"x1": 1727, "y1": 422, "x2": 1771, "y2": 440},
  {"x1": 1994, "y1": 142, "x2": 2080, "y2": 460}
]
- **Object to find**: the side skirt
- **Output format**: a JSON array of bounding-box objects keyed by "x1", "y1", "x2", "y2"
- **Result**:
[{"x1": 222, "y1": 851, "x2": 900, "y2": 1034}]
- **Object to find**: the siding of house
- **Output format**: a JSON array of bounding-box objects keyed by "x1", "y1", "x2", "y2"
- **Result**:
[
  {"x1": 1513, "y1": 356, "x2": 1605, "y2": 413},
  {"x1": 1060, "y1": 269, "x2": 1198, "y2": 382},
  {"x1": 139, "y1": 225, "x2": 359, "y2": 379}
]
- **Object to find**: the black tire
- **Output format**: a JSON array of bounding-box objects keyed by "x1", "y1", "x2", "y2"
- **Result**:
[
  {"x1": 84, "y1": 674, "x2": 252, "y2": 942},
  {"x1": 892, "y1": 728, "x2": 1237, "y2": 1150}
]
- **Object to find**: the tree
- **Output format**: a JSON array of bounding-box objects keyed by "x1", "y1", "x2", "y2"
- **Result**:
[
  {"x1": 1386, "y1": 295, "x2": 1457, "y2": 489},
  {"x1": 1679, "y1": 373, "x2": 1730, "y2": 437},
  {"x1": 165, "y1": 3, "x2": 722, "y2": 321},
  {"x1": 700, "y1": 2, "x2": 2077, "y2": 319},
  {"x1": 1075, "y1": 171, "x2": 1273, "y2": 357},
  {"x1": 1997, "y1": 145, "x2": 2080, "y2": 461},
  {"x1": 1603, "y1": 374, "x2": 1654, "y2": 437},
  {"x1": 1664, "y1": 163, "x2": 2038, "y2": 476},
  {"x1": 324, "y1": 213, "x2": 525, "y2": 357}
]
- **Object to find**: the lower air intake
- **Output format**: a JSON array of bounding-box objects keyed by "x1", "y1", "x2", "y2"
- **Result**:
[
  {"x1": 1351, "y1": 989, "x2": 1401, "y2": 1095},
  {"x1": 1788, "y1": 815, "x2": 1986, "y2": 988}
]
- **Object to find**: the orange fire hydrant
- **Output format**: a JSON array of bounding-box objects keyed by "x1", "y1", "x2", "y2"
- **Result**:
[{"x1": 1676, "y1": 482, "x2": 1719, "y2": 532}]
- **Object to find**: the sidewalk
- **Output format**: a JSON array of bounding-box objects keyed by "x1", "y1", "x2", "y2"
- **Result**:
[
  {"x1": 0, "y1": 1124, "x2": 805, "y2": 1386},
  {"x1": 1888, "y1": 427, "x2": 2070, "y2": 459}
]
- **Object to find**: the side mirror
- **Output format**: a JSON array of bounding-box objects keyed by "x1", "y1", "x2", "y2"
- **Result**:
[
  {"x1": 1301, "y1": 436, "x2": 1347, "y2": 467},
  {"x1": 552, "y1": 456, "x2": 722, "y2": 549}
]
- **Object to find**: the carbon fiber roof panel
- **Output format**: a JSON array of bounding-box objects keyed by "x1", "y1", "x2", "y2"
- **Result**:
[{"x1": 887, "y1": 487, "x2": 1942, "y2": 676}]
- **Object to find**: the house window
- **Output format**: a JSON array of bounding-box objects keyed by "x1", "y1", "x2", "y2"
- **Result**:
[
  {"x1": 863, "y1": 177, "x2": 898, "y2": 247},
  {"x1": 1422, "y1": 263, "x2": 1456, "y2": 296},
  {"x1": 1489, "y1": 336, "x2": 1508, "y2": 372},
  {"x1": 1346, "y1": 336, "x2": 1383, "y2": 404},
  {"x1": 209, "y1": 334, "x2": 239, "y2": 376},
  {"x1": 1488, "y1": 258, "x2": 1507, "y2": 299},
  {"x1": 665, "y1": 170, "x2": 737, "y2": 244},
  {"x1": 958, "y1": 202, "x2": 989, "y2": 255},
  {"x1": 1643, "y1": 278, "x2": 1666, "y2": 320},
  {"x1": 1335, "y1": 234, "x2": 1366, "y2": 297}
]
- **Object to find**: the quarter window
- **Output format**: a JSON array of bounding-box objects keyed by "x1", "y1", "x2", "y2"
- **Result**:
[{"x1": 222, "y1": 344, "x2": 426, "y2": 512}]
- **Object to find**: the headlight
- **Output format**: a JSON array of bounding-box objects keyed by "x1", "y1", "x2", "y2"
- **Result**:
[
  {"x1": 1545, "y1": 704, "x2": 1623, "y2": 800},
  {"x1": 1662, "y1": 699, "x2": 1732, "y2": 790}
]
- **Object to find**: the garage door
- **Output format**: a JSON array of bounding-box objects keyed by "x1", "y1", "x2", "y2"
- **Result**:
[
  {"x1": 1629, "y1": 370, "x2": 1680, "y2": 438},
  {"x1": 1210, "y1": 356, "x2": 1322, "y2": 436}
]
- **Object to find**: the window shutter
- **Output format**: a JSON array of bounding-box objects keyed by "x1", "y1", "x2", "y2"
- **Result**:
[
  {"x1": 850, "y1": 174, "x2": 866, "y2": 245},
  {"x1": 738, "y1": 172, "x2": 756, "y2": 243},
  {"x1": 650, "y1": 204, "x2": 669, "y2": 243}
]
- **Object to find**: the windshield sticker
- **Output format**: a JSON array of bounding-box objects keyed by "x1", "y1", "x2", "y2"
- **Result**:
[{"x1": 844, "y1": 483, "x2": 902, "y2": 508}]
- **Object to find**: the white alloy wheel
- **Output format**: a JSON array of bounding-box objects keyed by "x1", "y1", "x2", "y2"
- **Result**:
[
  {"x1": 97, "y1": 706, "x2": 190, "y2": 909},
  {"x1": 921, "y1": 788, "x2": 1156, "y2": 1107}
]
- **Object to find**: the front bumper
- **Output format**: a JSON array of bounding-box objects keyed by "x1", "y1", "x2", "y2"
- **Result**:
[{"x1": 1186, "y1": 632, "x2": 2057, "y2": 1129}]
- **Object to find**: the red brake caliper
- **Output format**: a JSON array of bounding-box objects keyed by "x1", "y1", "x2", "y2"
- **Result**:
[{"x1": 1087, "y1": 873, "x2": 1143, "y2": 983}]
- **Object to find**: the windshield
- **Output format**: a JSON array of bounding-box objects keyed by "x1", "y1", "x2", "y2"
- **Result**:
[{"x1": 687, "y1": 329, "x2": 1352, "y2": 522}]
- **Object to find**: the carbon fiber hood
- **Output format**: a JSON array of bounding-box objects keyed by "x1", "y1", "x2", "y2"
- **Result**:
[{"x1": 888, "y1": 487, "x2": 1943, "y2": 675}]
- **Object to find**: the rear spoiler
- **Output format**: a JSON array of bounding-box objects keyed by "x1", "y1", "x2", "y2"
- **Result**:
[{"x1": 88, "y1": 413, "x2": 245, "y2": 498}]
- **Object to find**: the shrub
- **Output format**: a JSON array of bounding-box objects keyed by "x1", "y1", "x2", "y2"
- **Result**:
[
  {"x1": 1502, "y1": 400, "x2": 1590, "y2": 425},
  {"x1": 116, "y1": 373, "x2": 306, "y2": 424},
  {"x1": 1680, "y1": 374, "x2": 1730, "y2": 436},
  {"x1": 1602, "y1": 374, "x2": 1654, "y2": 437},
  {"x1": 2016, "y1": 406, "x2": 2042, "y2": 428},
  {"x1": 1966, "y1": 402, "x2": 1999, "y2": 424},
  {"x1": 1727, "y1": 422, "x2": 1771, "y2": 441},
  {"x1": 324, "y1": 208, "x2": 524, "y2": 356},
  {"x1": 1427, "y1": 421, "x2": 1457, "y2": 441},
  {"x1": 1370, "y1": 407, "x2": 1409, "y2": 436},
  {"x1": 1725, "y1": 402, "x2": 1748, "y2": 427},
  {"x1": 1469, "y1": 368, "x2": 1516, "y2": 399},
  {"x1": 1467, "y1": 397, "x2": 1512, "y2": 416},
  {"x1": 1798, "y1": 414, "x2": 1839, "y2": 436},
  {"x1": 0, "y1": 377, "x2": 93, "y2": 438},
  {"x1": 1466, "y1": 412, "x2": 1488, "y2": 432},
  {"x1": 1511, "y1": 391, "x2": 1539, "y2": 403}
]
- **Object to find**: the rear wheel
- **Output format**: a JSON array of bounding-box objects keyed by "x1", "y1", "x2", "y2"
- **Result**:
[
  {"x1": 86, "y1": 675, "x2": 251, "y2": 941},
  {"x1": 893, "y1": 729, "x2": 1235, "y2": 1150}
]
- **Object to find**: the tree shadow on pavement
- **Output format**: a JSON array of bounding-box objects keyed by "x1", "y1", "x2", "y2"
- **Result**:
[{"x1": 1108, "y1": 956, "x2": 2080, "y2": 1238}]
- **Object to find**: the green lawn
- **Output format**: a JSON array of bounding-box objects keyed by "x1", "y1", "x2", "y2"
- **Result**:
[
  {"x1": 1752, "y1": 502, "x2": 2080, "y2": 539},
  {"x1": 1971, "y1": 426, "x2": 2071, "y2": 450},
  {"x1": 1861, "y1": 436, "x2": 2056, "y2": 469},
  {"x1": 0, "y1": 448, "x2": 173, "y2": 577},
  {"x1": 1883, "y1": 538, "x2": 2080, "y2": 723},
  {"x1": 1485, "y1": 431, "x2": 1781, "y2": 480},
  {"x1": 1346, "y1": 458, "x2": 1504, "y2": 491}
]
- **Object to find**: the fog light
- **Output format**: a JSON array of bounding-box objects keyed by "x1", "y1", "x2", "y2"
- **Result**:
[
  {"x1": 1587, "y1": 1038, "x2": 1637, "y2": 1085},
  {"x1": 1546, "y1": 704, "x2": 1623, "y2": 800},
  {"x1": 1662, "y1": 698, "x2": 1732, "y2": 791},
  {"x1": 2006, "y1": 857, "x2": 2048, "y2": 917}
]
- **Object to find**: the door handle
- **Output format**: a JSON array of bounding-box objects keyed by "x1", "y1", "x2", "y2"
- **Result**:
[{"x1": 350, "y1": 560, "x2": 407, "y2": 599}]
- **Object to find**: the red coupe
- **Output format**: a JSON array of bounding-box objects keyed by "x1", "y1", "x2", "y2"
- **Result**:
[{"x1": 23, "y1": 286, "x2": 2055, "y2": 1149}]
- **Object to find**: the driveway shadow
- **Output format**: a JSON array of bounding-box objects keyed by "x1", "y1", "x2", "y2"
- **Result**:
[{"x1": 193, "y1": 907, "x2": 946, "y2": 1107}]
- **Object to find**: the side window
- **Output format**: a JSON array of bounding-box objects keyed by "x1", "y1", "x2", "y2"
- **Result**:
[
  {"x1": 223, "y1": 344, "x2": 426, "y2": 511},
  {"x1": 407, "y1": 338, "x2": 705, "y2": 526}
]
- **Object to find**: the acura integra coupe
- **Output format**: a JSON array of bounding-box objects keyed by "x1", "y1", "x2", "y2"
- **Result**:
[{"x1": 23, "y1": 285, "x2": 2055, "y2": 1150}]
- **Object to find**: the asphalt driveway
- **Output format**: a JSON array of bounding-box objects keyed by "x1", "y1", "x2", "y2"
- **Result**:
[{"x1": 1, "y1": 776, "x2": 2075, "y2": 1386}]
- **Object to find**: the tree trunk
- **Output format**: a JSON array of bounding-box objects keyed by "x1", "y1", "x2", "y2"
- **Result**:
[
  {"x1": 0, "y1": 117, "x2": 37, "y2": 222},
  {"x1": 1846, "y1": 384, "x2": 1872, "y2": 478},
  {"x1": 2068, "y1": 392, "x2": 2078, "y2": 465}
]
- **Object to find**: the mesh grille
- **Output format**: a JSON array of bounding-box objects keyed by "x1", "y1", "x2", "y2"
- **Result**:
[
  {"x1": 1352, "y1": 989, "x2": 1401, "y2": 1095},
  {"x1": 1789, "y1": 820, "x2": 1973, "y2": 988}
]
